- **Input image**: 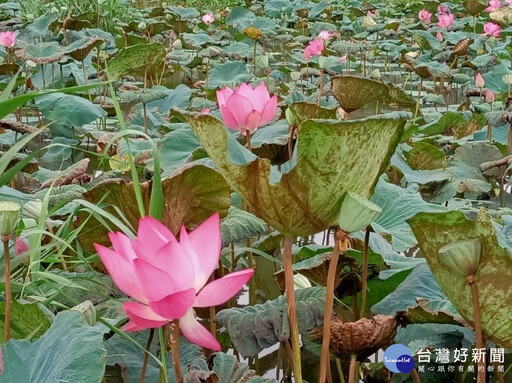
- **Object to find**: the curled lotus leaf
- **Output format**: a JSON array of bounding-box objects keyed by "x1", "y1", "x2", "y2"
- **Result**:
[
  {"x1": 65, "y1": 36, "x2": 104, "y2": 62},
  {"x1": 16, "y1": 42, "x2": 65, "y2": 64},
  {"x1": 331, "y1": 75, "x2": 390, "y2": 113},
  {"x1": 183, "y1": 111, "x2": 405, "y2": 236},
  {"x1": 309, "y1": 314, "x2": 401, "y2": 360},
  {"x1": 288, "y1": 102, "x2": 337, "y2": 126},
  {"x1": 409, "y1": 209, "x2": 512, "y2": 349}
]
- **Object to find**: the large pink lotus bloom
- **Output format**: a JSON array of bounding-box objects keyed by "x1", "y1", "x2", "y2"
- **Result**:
[
  {"x1": 303, "y1": 38, "x2": 324, "y2": 60},
  {"x1": 317, "y1": 30, "x2": 332, "y2": 41},
  {"x1": 418, "y1": 9, "x2": 432, "y2": 24},
  {"x1": 437, "y1": 13, "x2": 454, "y2": 28},
  {"x1": 486, "y1": 0, "x2": 501, "y2": 12},
  {"x1": 216, "y1": 82, "x2": 277, "y2": 135},
  {"x1": 475, "y1": 73, "x2": 485, "y2": 88},
  {"x1": 483, "y1": 21, "x2": 501, "y2": 37},
  {"x1": 485, "y1": 90, "x2": 495, "y2": 103},
  {"x1": 93, "y1": 213, "x2": 254, "y2": 351},
  {"x1": 0, "y1": 31, "x2": 15, "y2": 47},
  {"x1": 202, "y1": 13, "x2": 215, "y2": 25}
]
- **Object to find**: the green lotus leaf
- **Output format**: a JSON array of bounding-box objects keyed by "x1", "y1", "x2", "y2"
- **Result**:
[
  {"x1": 65, "y1": 36, "x2": 104, "y2": 62},
  {"x1": 331, "y1": 75, "x2": 390, "y2": 113},
  {"x1": 78, "y1": 164, "x2": 231, "y2": 251},
  {"x1": 409, "y1": 209, "x2": 512, "y2": 349},
  {"x1": 16, "y1": 42, "x2": 65, "y2": 64},
  {"x1": 288, "y1": 102, "x2": 337, "y2": 126},
  {"x1": 183, "y1": 112, "x2": 405, "y2": 236},
  {"x1": 107, "y1": 43, "x2": 166, "y2": 80}
]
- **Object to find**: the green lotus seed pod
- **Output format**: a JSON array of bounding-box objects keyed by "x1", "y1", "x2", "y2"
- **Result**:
[
  {"x1": 338, "y1": 192, "x2": 382, "y2": 233},
  {"x1": 285, "y1": 108, "x2": 298, "y2": 126},
  {"x1": 438, "y1": 238, "x2": 482, "y2": 277},
  {"x1": 0, "y1": 201, "x2": 21, "y2": 236},
  {"x1": 503, "y1": 74, "x2": 512, "y2": 85}
]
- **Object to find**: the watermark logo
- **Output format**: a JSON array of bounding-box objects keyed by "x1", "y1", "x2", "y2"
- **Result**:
[{"x1": 383, "y1": 344, "x2": 415, "y2": 373}]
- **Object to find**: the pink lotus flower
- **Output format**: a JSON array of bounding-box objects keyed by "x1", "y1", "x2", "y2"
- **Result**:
[
  {"x1": 0, "y1": 31, "x2": 15, "y2": 47},
  {"x1": 303, "y1": 38, "x2": 324, "y2": 60},
  {"x1": 366, "y1": 10, "x2": 373, "y2": 17},
  {"x1": 475, "y1": 73, "x2": 485, "y2": 88},
  {"x1": 216, "y1": 82, "x2": 278, "y2": 135},
  {"x1": 436, "y1": 31, "x2": 444, "y2": 42},
  {"x1": 317, "y1": 30, "x2": 332, "y2": 41},
  {"x1": 485, "y1": 90, "x2": 495, "y2": 103},
  {"x1": 483, "y1": 21, "x2": 501, "y2": 37},
  {"x1": 202, "y1": 13, "x2": 215, "y2": 25},
  {"x1": 437, "y1": 5, "x2": 450, "y2": 14},
  {"x1": 486, "y1": 0, "x2": 501, "y2": 12},
  {"x1": 418, "y1": 9, "x2": 432, "y2": 24},
  {"x1": 339, "y1": 54, "x2": 348, "y2": 62},
  {"x1": 93, "y1": 213, "x2": 254, "y2": 350},
  {"x1": 14, "y1": 237, "x2": 29, "y2": 256},
  {"x1": 201, "y1": 108, "x2": 210, "y2": 114},
  {"x1": 437, "y1": 13, "x2": 454, "y2": 28}
]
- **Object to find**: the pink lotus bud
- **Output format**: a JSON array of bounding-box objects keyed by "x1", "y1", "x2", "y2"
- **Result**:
[
  {"x1": 436, "y1": 31, "x2": 444, "y2": 41},
  {"x1": 339, "y1": 54, "x2": 348, "y2": 62},
  {"x1": 14, "y1": 237, "x2": 29, "y2": 256},
  {"x1": 475, "y1": 73, "x2": 485, "y2": 89},
  {"x1": 0, "y1": 31, "x2": 15, "y2": 47},
  {"x1": 317, "y1": 30, "x2": 332, "y2": 41},
  {"x1": 485, "y1": 0, "x2": 501, "y2": 12},
  {"x1": 485, "y1": 90, "x2": 495, "y2": 103}
]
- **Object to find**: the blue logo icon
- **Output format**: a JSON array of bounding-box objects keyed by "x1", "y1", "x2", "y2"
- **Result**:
[{"x1": 383, "y1": 344, "x2": 415, "y2": 373}]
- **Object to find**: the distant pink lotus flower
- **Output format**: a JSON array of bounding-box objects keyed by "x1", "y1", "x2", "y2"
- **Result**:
[
  {"x1": 475, "y1": 73, "x2": 485, "y2": 88},
  {"x1": 303, "y1": 38, "x2": 324, "y2": 60},
  {"x1": 202, "y1": 13, "x2": 215, "y2": 25},
  {"x1": 168, "y1": 30, "x2": 176, "y2": 39},
  {"x1": 0, "y1": 31, "x2": 15, "y2": 47},
  {"x1": 94, "y1": 213, "x2": 254, "y2": 350},
  {"x1": 418, "y1": 9, "x2": 432, "y2": 24},
  {"x1": 339, "y1": 54, "x2": 348, "y2": 62},
  {"x1": 374, "y1": 9, "x2": 380, "y2": 17},
  {"x1": 14, "y1": 237, "x2": 28, "y2": 256},
  {"x1": 201, "y1": 108, "x2": 210, "y2": 114},
  {"x1": 366, "y1": 10, "x2": 373, "y2": 17},
  {"x1": 317, "y1": 30, "x2": 332, "y2": 41},
  {"x1": 436, "y1": 31, "x2": 444, "y2": 41},
  {"x1": 483, "y1": 21, "x2": 501, "y2": 37},
  {"x1": 437, "y1": 5, "x2": 450, "y2": 14},
  {"x1": 485, "y1": 90, "x2": 495, "y2": 103},
  {"x1": 486, "y1": 0, "x2": 501, "y2": 12},
  {"x1": 216, "y1": 82, "x2": 277, "y2": 135},
  {"x1": 437, "y1": 13, "x2": 454, "y2": 28}
]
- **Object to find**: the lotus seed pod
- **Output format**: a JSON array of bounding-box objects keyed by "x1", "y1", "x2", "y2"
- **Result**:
[
  {"x1": 285, "y1": 108, "x2": 298, "y2": 126},
  {"x1": 438, "y1": 238, "x2": 482, "y2": 277},
  {"x1": 0, "y1": 201, "x2": 21, "y2": 236},
  {"x1": 338, "y1": 192, "x2": 382, "y2": 233}
]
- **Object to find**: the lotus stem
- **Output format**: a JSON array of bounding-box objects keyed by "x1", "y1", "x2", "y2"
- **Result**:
[
  {"x1": 3, "y1": 235, "x2": 11, "y2": 342},
  {"x1": 318, "y1": 230, "x2": 342, "y2": 383},
  {"x1": 253, "y1": 39, "x2": 257, "y2": 74},
  {"x1": 336, "y1": 358, "x2": 346, "y2": 383},
  {"x1": 359, "y1": 227, "x2": 371, "y2": 319},
  {"x1": 466, "y1": 274, "x2": 485, "y2": 383},
  {"x1": 508, "y1": 124, "x2": 512, "y2": 155},
  {"x1": 158, "y1": 326, "x2": 169, "y2": 383},
  {"x1": 170, "y1": 321, "x2": 183, "y2": 383},
  {"x1": 41, "y1": 64, "x2": 46, "y2": 89},
  {"x1": 283, "y1": 237, "x2": 303, "y2": 383},
  {"x1": 348, "y1": 354, "x2": 357, "y2": 383},
  {"x1": 140, "y1": 329, "x2": 155, "y2": 383},
  {"x1": 288, "y1": 125, "x2": 296, "y2": 161},
  {"x1": 318, "y1": 69, "x2": 324, "y2": 105},
  {"x1": 247, "y1": 237, "x2": 256, "y2": 306},
  {"x1": 411, "y1": 367, "x2": 421, "y2": 383},
  {"x1": 143, "y1": 103, "x2": 148, "y2": 135},
  {"x1": 413, "y1": 77, "x2": 423, "y2": 121},
  {"x1": 246, "y1": 130, "x2": 253, "y2": 151},
  {"x1": 496, "y1": 363, "x2": 505, "y2": 383}
]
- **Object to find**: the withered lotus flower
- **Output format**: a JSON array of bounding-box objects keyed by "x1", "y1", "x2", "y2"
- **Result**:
[{"x1": 310, "y1": 314, "x2": 404, "y2": 361}]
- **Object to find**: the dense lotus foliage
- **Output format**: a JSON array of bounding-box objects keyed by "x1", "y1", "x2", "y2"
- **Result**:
[{"x1": 2, "y1": 0, "x2": 512, "y2": 382}]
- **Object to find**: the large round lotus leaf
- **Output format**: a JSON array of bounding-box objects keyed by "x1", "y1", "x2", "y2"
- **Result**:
[
  {"x1": 409, "y1": 210, "x2": 512, "y2": 349},
  {"x1": 77, "y1": 164, "x2": 231, "y2": 251},
  {"x1": 184, "y1": 112, "x2": 405, "y2": 236},
  {"x1": 107, "y1": 43, "x2": 166, "y2": 80},
  {"x1": 288, "y1": 102, "x2": 337, "y2": 126},
  {"x1": 16, "y1": 42, "x2": 65, "y2": 64},
  {"x1": 65, "y1": 36, "x2": 104, "y2": 62},
  {"x1": 331, "y1": 76, "x2": 389, "y2": 113},
  {"x1": 463, "y1": 0, "x2": 487, "y2": 15}
]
